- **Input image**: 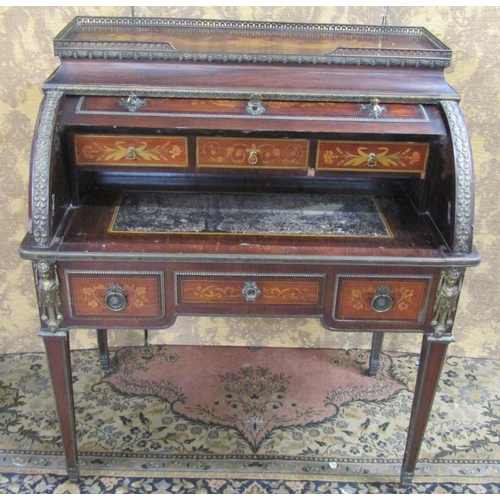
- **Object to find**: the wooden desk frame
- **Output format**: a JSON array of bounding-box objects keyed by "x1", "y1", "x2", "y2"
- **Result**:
[{"x1": 20, "y1": 17, "x2": 479, "y2": 486}]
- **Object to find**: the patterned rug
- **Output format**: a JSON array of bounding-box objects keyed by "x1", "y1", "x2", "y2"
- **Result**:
[
  {"x1": 1, "y1": 474, "x2": 500, "y2": 494},
  {"x1": 0, "y1": 345, "x2": 500, "y2": 490}
]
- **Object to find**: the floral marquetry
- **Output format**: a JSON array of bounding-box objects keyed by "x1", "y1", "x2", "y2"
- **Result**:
[
  {"x1": 335, "y1": 278, "x2": 430, "y2": 322},
  {"x1": 74, "y1": 135, "x2": 188, "y2": 167},
  {"x1": 179, "y1": 279, "x2": 322, "y2": 306},
  {"x1": 197, "y1": 137, "x2": 309, "y2": 169},
  {"x1": 317, "y1": 141, "x2": 429, "y2": 173},
  {"x1": 67, "y1": 274, "x2": 164, "y2": 319}
]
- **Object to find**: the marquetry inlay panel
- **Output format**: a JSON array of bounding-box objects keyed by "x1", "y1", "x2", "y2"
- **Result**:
[
  {"x1": 316, "y1": 141, "x2": 429, "y2": 173},
  {"x1": 196, "y1": 137, "x2": 309, "y2": 169},
  {"x1": 74, "y1": 134, "x2": 188, "y2": 167}
]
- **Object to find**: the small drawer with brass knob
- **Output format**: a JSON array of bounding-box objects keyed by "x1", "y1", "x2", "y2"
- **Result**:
[
  {"x1": 196, "y1": 137, "x2": 310, "y2": 170},
  {"x1": 74, "y1": 134, "x2": 188, "y2": 168},
  {"x1": 64, "y1": 270, "x2": 165, "y2": 321},
  {"x1": 333, "y1": 275, "x2": 433, "y2": 323},
  {"x1": 316, "y1": 140, "x2": 429, "y2": 173}
]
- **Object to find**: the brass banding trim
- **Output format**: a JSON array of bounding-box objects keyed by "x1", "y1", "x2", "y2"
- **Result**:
[{"x1": 43, "y1": 84, "x2": 460, "y2": 104}]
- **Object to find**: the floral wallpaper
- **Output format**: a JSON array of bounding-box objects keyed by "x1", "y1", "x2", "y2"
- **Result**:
[{"x1": 0, "y1": 7, "x2": 497, "y2": 358}]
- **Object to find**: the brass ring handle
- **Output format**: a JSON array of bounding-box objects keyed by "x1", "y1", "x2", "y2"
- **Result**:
[
  {"x1": 371, "y1": 286, "x2": 394, "y2": 313},
  {"x1": 126, "y1": 146, "x2": 137, "y2": 161},
  {"x1": 247, "y1": 150, "x2": 259, "y2": 165},
  {"x1": 104, "y1": 283, "x2": 127, "y2": 311},
  {"x1": 367, "y1": 153, "x2": 378, "y2": 168},
  {"x1": 242, "y1": 282, "x2": 261, "y2": 302}
]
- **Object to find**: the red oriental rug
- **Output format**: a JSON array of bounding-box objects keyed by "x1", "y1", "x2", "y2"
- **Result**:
[
  {"x1": 103, "y1": 345, "x2": 405, "y2": 454},
  {"x1": 0, "y1": 344, "x2": 500, "y2": 487}
]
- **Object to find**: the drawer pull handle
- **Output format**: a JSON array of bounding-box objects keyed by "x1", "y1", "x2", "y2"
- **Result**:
[
  {"x1": 118, "y1": 93, "x2": 147, "y2": 113},
  {"x1": 104, "y1": 283, "x2": 127, "y2": 311},
  {"x1": 246, "y1": 94, "x2": 266, "y2": 116},
  {"x1": 126, "y1": 146, "x2": 137, "y2": 160},
  {"x1": 359, "y1": 98, "x2": 387, "y2": 119},
  {"x1": 367, "y1": 153, "x2": 378, "y2": 168},
  {"x1": 242, "y1": 282, "x2": 261, "y2": 302},
  {"x1": 371, "y1": 286, "x2": 394, "y2": 313},
  {"x1": 247, "y1": 150, "x2": 259, "y2": 165}
]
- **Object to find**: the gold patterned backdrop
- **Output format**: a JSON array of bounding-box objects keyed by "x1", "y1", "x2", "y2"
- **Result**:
[{"x1": 0, "y1": 7, "x2": 498, "y2": 357}]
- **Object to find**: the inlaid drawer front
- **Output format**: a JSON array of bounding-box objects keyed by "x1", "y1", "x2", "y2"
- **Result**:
[
  {"x1": 65, "y1": 271, "x2": 165, "y2": 319},
  {"x1": 334, "y1": 275, "x2": 432, "y2": 323},
  {"x1": 176, "y1": 273, "x2": 325, "y2": 307},
  {"x1": 74, "y1": 135, "x2": 188, "y2": 167},
  {"x1": 196, "y1": 137, "x2": 309, "y2": 170},
  {"x1": 316, "y1": 141, "x2": 429, "y2": 173}
]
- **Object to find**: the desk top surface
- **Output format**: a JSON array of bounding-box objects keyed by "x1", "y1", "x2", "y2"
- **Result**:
[{"x1": 49, "y1": 183, "x2": 445, "y2": 262}]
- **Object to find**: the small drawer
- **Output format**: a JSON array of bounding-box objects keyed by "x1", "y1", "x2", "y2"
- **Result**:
[
  {"x1": 196, "y1": 137, "x2": 310, "y2": 170},
  {"x1": 65, "y1": 270, "x2": 165, "y2": 320},
  {"x1": 74, "y1": 134, "x2": 188, "y2": 168},
  {"x1": 333, "y1": 275, "x2": 432, "y2": 323},
  {"x1": 176, "y1": 273, "x2": 324, "y2": 307},
  {"x1": 316, "y1": 141, "x2": 429, "y2": 173}
]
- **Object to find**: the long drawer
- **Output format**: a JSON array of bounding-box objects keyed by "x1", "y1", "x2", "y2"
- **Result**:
[{"x1": 175, "y1": 272, "x2": 325, "y2": 308}]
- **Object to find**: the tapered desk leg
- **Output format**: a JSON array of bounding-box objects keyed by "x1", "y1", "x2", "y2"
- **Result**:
[
  {"x1": 40, "y1": 330, "x2": 79, "y2": 483},
  {"x1": 400, "y1": 333, "x2": 453, "y2": 486},
  {"x1": 369, "y1": 331, "x2": 384, "y2": 377},
  {"x1": 96, "y1": 329, "x2": 109, "y2": 371}
]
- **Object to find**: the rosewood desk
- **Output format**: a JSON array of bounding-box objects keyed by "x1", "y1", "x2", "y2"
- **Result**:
[{"x1": 19, "y1": 17, "x2": 480, "y2": 485}]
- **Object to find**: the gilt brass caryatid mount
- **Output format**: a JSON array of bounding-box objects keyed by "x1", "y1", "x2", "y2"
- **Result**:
[
  {"x1": 430, "y1": 268, "x2": 464, "y2": 340},
  {"x1": 35, "y1": 260, "x2": 63, "y2": 332}
]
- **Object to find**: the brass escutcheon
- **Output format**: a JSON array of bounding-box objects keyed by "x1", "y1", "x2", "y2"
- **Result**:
[
  {"x1": 248, "y1": 150, "x2": 259, "y2": 165},
  {"x1": 118, "y1": 94, "x2": 148, "y2": 113},
  {"x1": 242, "y1": 281, "x2": 261, "y2": 302},
  {"x1": 359, "y1": 97, "x2": 387, "y2": 119},
  {"x1": 246, "y1": 93, "x2": 266, "y2": 116},
  {"x1": 367, "y1": 153, "x2": 377, "y2": 168}
]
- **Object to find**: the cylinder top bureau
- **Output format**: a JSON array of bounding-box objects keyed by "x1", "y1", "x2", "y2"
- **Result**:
[{"x1": 19, "y1": 16, "x2": 480, "y2": 485}]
